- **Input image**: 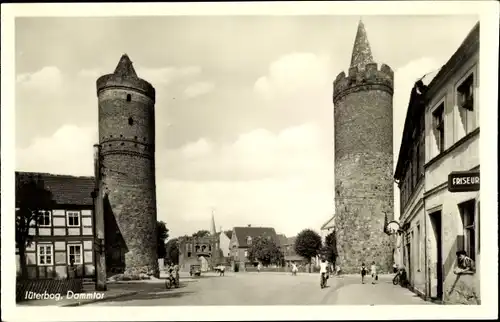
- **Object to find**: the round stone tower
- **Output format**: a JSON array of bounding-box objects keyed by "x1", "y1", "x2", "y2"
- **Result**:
[
  {"x1": 96, "y1": 54, "x2": 159, "y2": 277},
  {"x1": 332, "y1": 21, "x2": 394, "y2": 273}
]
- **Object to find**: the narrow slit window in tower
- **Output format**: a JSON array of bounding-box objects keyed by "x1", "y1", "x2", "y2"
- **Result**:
[
  {"x1": 126, "y1": 94, "x2": 131, "y2": 102},
  {"x1": 128, "y1": 117, "x2": 134, "y2": 126}
]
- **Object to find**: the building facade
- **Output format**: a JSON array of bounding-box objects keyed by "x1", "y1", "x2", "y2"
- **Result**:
[
  {"x1": 15, "y1": 172, "x2": 95, "y2": 280},
  {"x1": 229, "y1": 226, "x2": 279, "y2": 271},
  {"x1": 96, "y1": 54, "x2": 159, "y2": 277},
  {"x1": 333, "y1": 20, "x2": 395, "y2": 273},
  {"x1": 178, "y1": 235, "x2": 221, "y2": 272},
  {"x1": 395, "y1": 22, "x2": 480, "y2": 304}
]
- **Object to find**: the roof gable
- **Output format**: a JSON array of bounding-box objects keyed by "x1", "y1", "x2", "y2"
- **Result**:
[
  {"x1": 233, "y1": 226, "x2": 278, "y2": 247},
  {"x1": 16, "y1": 172, "x2": 95, "y2": 206}
]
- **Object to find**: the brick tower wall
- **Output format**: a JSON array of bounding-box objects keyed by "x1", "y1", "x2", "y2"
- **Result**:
[
  {"x1": 97, "y1": 76, "x2": 159, "y2": 277},
  {"x1": 333, "y1": 63, "x2": 394, "y2": 274}
]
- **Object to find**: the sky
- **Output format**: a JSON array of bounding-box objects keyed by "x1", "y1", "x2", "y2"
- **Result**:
[{"x1": 14, "y1": 15, "x2": 479, "y2": 238}]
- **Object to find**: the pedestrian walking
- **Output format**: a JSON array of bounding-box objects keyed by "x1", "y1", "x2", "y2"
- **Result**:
[
  {"x1": 257, "y1": 263, "x2": 262, "y2": 273},
  {"x1": 219, "y1": 265, "x2": 225, "y2": 276},
  {"x1": 319, "y1": 259, "x2": 329, "y2": 288},
  {"x1": 291, "y1": 262, "x2": 298, "y2": 276},
  {"x1": 360, "y1": 263, "x2": 367, "y2": 284},
  {"x1": 370, "y1": 261, "x2": 378, "y2": 284}
]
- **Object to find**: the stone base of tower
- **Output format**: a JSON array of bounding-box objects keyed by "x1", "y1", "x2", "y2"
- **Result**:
[
  {"x1": 335, "y1": 206, "x2": 394, "y2": 274},
  {"x1": 122, "y1": 264, "x2": 160, "y2": 279}
]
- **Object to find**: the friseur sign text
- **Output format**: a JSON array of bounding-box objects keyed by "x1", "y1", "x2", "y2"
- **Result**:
[{"x1": 448, "y1": 170, "x2": 480, "y2": 192}]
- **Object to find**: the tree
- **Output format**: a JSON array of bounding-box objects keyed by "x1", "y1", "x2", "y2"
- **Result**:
[
  {"x1": 165, "y1": 238, "x2": 179, "y2": 265},
  {"x1": 16, "y1": 174, "x2": 55, "y2": 279},
  {"x1": 247, "y1": 236, "x2": 284, "y2": 266},
  {"x1": 294, "y1": 229, "x2": 322, "y2": 272},
  {"x1": 323, "y1": 230, "x2": 338, "y2": 266},
  {"x1": 157, "y1": 221, "x2": 169, "y2": 259},
  {"x1": 192, "y1": 230, "x2": 210, "y2": 238}
]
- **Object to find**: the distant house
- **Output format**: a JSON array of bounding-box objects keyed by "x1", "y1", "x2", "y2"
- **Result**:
[
  {"x1": 279, "y1": 236, "x2": 307, "y2": 265},
  {"x1": 15, "y1": 172, "x2": 95, "y2": 280},
  {"x1": 229, "y1": 225, "x2": 278, "y2": 271},
  {"x1": 218, "y1": 230, "x2": 232, "y2": 259},
  {"x1": 320, "y1": 214, "x2": 336, "y2": 243}
]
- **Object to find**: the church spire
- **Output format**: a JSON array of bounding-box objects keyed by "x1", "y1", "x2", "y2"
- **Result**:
[
  {"x1": 350, "y1": 20, "x2": 374, "y2": 70},
  {"x1": 210, "y1": 208, "x2": 217, "y2": 235},
  {"x1": 113, "y1": 53, "x2": 138, "y2": 78}
]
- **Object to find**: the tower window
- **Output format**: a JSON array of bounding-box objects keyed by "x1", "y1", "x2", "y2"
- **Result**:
[
  {"x1": 128, "y1": 117, "x2": 134, "y2": 126},
  {"x1": 126, "y1": 94, "x2": 132, "y2": 102}
]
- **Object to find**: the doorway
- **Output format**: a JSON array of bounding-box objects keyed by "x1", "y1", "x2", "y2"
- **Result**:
[
  {"x1": 429, "y1": 210, "x2": 443, "y2": 301},
  {"x1": 406, "y1": 243, "x2": 411, "y2": 284}
]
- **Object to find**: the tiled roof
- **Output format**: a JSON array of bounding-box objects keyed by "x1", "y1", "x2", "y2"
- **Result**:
[
  {"x1": 15, "y1": 172, "x2": 95, "y2": 206},
  {"x1": 277, "y1": 234, "x2": 288, "y2": 247},
  {"x1": 233, "y1": 226, "x2": 278, "y2": 247}
]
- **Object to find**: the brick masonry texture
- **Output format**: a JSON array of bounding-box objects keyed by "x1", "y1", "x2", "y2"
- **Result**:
[
  {"x1": 333, "y1": 68, "x2": 394, "y2": 274},
  {"x1": 98, "y1": 79, "x2": 159, "y2": 278}
]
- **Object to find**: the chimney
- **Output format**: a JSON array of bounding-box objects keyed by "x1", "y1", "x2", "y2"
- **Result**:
[{"x1": 247, "y1": 224, "x2": 251, "y2": 227}]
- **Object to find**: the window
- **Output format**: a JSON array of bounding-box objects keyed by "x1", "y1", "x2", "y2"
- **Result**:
[
  {"x1": 128, "y1": 117, "x2": 134, "y2": 126},
  {"x1": 415, "y1": 144, "x2": 420, "y2": 181},
  {"x1": 126, "y1": 94, "x2": 132, "y2": 102},
  {"x1": 418, "y1": 134, "x2": 425, "y2": 176},
  {"x1": 246, "y1": 236, "x2": 252, "y2": 245},
  {"x1": 187, "y1": 252, "x2": 191, "y2": 258},
  {"x1": 67, "y1": 244, "x2": 83, "y2": 265},
  {"x1": 37, "y1": 211, "x2": 52, "y2": 227},
  {"x1": 459, "y1": 200, "x2": 476, "y2": 261},
  {"x1": 37, "y1": 244, "x2": 53, "y2": 266},
  {"x1": 457, "y1": 73, "x2": 474, "y2": 111},
  {"x1": 433, "y1": 103, "x2": 445, "y2": 153},
  {"x1": 416, "y1": 224, "x2": 421, "y2": 270},
  {"x1": 457, "y1": 72, "x2": 476, "y2": 134},
  {"x1": 477, "y1": 201, "x2": 480, "y2": 252},
  {"x1": 66, "y1": 211, "x2": 80, "y2": 227},
  {"x1": 208, "y1": 245, "x2": 212, "y2": 252},
  {"x1": 244, "y1": 250, "x2": 248, "y2": 258}
]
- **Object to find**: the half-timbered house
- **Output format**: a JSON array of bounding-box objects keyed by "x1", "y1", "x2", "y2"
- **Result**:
[{"x1": 15, "y1": 172, "x2": 95, "y2": 280}]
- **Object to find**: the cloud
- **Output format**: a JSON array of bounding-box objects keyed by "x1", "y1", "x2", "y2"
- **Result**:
[
  {"x1": 154, "y1": 123, "x2": 333, "y2": 237},
  {"x1": 16, "y1": 124, "x2": 97, "y2": 176},
  {"x1": 160, "y1": 122, "x2": 330, "y2": 182},
  {"x1": 254, "y1": 52, "x2": 331, "y2": 100},
  {"x1": 183, "y1": 81, "x2": 215, "y2": 98},
  {"x1": 16, "y1": 66, "x2": 63, "y2": 94}
]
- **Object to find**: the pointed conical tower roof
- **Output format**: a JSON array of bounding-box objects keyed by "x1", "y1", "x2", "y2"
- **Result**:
[
  {"x1": 210, "y1": 209, "x2": 217, "y2": 236},
  {"x1": 113, "y1": 54, "x2": 138, "y2": 78},
  {"x1": 350, "y1": 20, "x2": 374, "y2": 70}
]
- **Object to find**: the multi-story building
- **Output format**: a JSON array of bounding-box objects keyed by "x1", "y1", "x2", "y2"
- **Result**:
[
  {"x1": 178, "y1": 234, "x2": 221, "y2": 272},
  {"x1": 15, "y1": 172, "x2": 95, "y2": 279},
  {"x1": 394, "y1": 22, "x2": 480, "y2": 304},
  {"x1": 229, "y1": 225, "x2": 278, "y2": 271}
]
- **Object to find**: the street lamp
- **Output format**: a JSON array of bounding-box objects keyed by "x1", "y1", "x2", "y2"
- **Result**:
[{"x1": 385, "y1": 220, "x2": 403, "y2": 236}]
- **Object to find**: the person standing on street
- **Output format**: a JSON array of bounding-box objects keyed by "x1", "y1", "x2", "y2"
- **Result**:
[
  {"x1": 257, "y1": 262, "x2": 262, "y2": 273},
  {"x1": 360, "y1": 263, "x2": 367, "y2": 284},
  {"x1": 370, "y1": 261, "x2": 378, "y2": 284},
  {"x1": 319, "y1": 259, "x2": 329, "y2": 288},
  {"x1": 291, "y1": 262, "x2": 298, "y2": 276}
]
